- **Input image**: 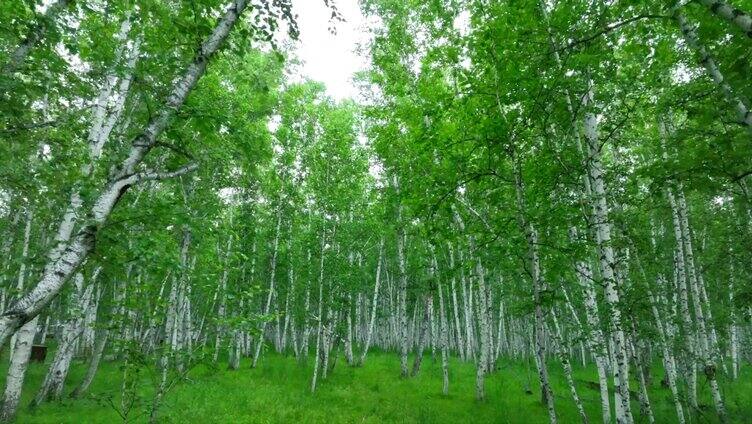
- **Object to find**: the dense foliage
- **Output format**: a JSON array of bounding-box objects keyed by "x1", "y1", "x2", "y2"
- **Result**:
[{"x1": 1, "y1": 0, "x2": 751, "y2": 423}]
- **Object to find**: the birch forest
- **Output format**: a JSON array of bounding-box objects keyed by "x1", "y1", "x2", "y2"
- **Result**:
[{"x1": 1, "y1": 0, "x2": 752, "y2": 422}]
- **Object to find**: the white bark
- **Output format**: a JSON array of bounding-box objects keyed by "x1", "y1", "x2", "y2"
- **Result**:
[
  {"x1": 729, "y1": 265, "x2": 739, "y2": 380},
  {"x1": 436, "y1": 254, "x2": 450, "y2": 395},
  {"x1": 359, "y1": 238, "x2": 383, "y2": 365},
  {"x1": 396, "y1": 183, "x2": 409, "y2": 378},
  {"x1": 214, "y1": 236, "x2": 232, "y2": 363},
  {"x1": 410, "y1": 295, "x2": 431, "y2": 376},
  {"x1": 447, "y1": 243, "x2": 465, "y2": 360},
  {"x1": 33, "y1": 274, "x2": 94, "y2": 405},
  {"x1": 453, "y1": 209, "x2": 492, "y2": 402},
  {"x1": 311, "y1": 230, "x2": 326, "y2": 393},
  {"x1": 675, "y1": 187, "x2": 728, "y2": 422},
  {"x1": 648, "y1": 287, "x2": 686, "y2": 424},
  {"x1": 253, "y1": 213, "x2": 282, "y2": 367},
  {"x1": 70, "y1": 329, "x2": 108, "y2": 398},
  {"x1": 698, "y1": 0, "x2": 752, "y2": 38},
  {"x1": 1, "y1": 0, "x2": 70, "y2": 74},
  {"x1": 551, "y1": 312, "x2": 587, "y2": 424},
  {"x1": 0, "y1": 316, "x2": 38, "y2": 422},
  {"x1": 582, "y1": 82, "x2": 633, "y2": 424},
  {"x1": 673, "y1": 3, "x2": 752, "y2": 128},
  {"x1": 0, "y1": 0, "x2": 251, "y2": 348},
  {"x1": 281, "y1": 266, "x2": 295, "y2": 354},
  {"x1": 666, "y1": 188, "x2": 699, "y2": 409}
]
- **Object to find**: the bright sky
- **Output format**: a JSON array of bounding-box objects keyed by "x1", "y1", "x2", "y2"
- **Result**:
[{"x1": 291, "y1": 0, "x2": 368, "y2": 101}]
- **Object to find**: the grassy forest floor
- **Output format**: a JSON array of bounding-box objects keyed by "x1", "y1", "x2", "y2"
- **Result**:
[{"x1": 2, "y1": 348, "x2": 750, "y2": 423}]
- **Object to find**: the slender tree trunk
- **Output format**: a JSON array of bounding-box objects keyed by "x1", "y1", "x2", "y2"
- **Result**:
[
  {"x1": 698, "y1": 0, "x2": 752, "y2": 38},
  {"x1": 447, "y1": 243, "x2": 465, "y2": 360},
  {"x1": 345, "y1": 293, "x2": 354, "y2": 365},
  {"x1": 628, "y1": 325, "x2": 655, "y2": 424},
  {"x1": 281, "y1": 266, "x2": 295, "y2": 355},
  {"x1": 435, "y1": 254, "x2": 450, "y2": 396},
  {"x1": 70, "y1": 329, "x2": 109, "y2": 398},
  {"x1": 253, "y1": 214, "x2": 282, "y2": 368},
  {"x1": 582, "y1": 81, "x2": 633, "y2": 424},
  {"x1": 729, "y1": 265, "x2": 739, "y2": 380},
  {"x1": 673, "y1": 3, "x2": 752, "y2": 128},
  {"x1": 33, "y1": 274, "x2": 94, "y2": 406},
  {"x1": 214, "y1": 236, "x2": 232, "y2": 363},
  {"x1": 666, "y1": 188, "x2": 699, "y2": 410},
  {"x1": 395, "y1": 182, "x2": 409, "y2": 378},
  {"x1": 311, "y1": 229, "x2": 326, "y2": 393},
  {"x1": 551, "y1": 312, "x2": 588, "y2": 424},
  {"x1": 675, "y1": 187, "x2": 728, "y2": 422},
  {"x1": 411, "y1": 295, "x2": 431, "y2": 376},
  {"x1": 359, "y1": 238, "x2": 384, "y2": 365},
  {"x1": 513, "y1": 164, "x2": 556, "y2": 422},
  {"x1": 1, "y1": 0, "x2": 71, "y2": 74},
  {"x1": 648, "y1": 287, "x2": 686, "y2": 424}
]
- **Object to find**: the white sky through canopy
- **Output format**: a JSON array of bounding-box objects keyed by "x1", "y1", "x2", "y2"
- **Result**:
[{"x1": 291, "y1": 0, "x2": 367, "y2": 101}]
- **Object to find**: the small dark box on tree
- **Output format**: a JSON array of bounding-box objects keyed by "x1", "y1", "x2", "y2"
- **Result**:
[{"x1": 30, "y1": 345, "x2": 47, "y2": 363}]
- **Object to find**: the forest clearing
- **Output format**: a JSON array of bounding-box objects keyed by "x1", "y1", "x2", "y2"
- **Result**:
[{"x1": 1, "y1": 0, "x2": 752, "y2": 423}]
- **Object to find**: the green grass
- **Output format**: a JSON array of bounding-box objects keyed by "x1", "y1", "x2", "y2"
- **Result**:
[{"x1": 3, "y1": 347, "x2": 751, "y2": 423}]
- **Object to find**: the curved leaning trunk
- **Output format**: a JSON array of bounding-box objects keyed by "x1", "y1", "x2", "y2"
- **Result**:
[
  {"x1": 0, "y1": 0, "x2": 252, "y2": 350},
  {"x1": 1, "y1": 0, "x2": 71, "y2": 74},
  {"x1": 698, "y1": 0, "x2": 752, "y2": 37},
  {"x1": 673, "y1": 4, "x2": 752, "y2": 128},
  {"x1": 70, "y1": 329, "x2": 109, "y2": 398}
]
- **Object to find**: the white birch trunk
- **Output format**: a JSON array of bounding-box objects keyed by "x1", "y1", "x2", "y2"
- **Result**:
[
  {"x1": 582, "y1": 82, "x2": 633, "y2": 424},
  {"x1": 551, "y1": 312, "x2": 587, "y2": 424},
  {"x1": 33, "y1": 274, "x2": 94, "y2": 405},
  {"x1": 214, "y1": 236, "x2": 232, "y2": 362},
  {"x1": 666, "y1": 188, "x2": 699, "y2": 409},
  {"x1": 698, "y1": 0, "x2": 752, "y2": 39},
  {"x1": 311, "y1": 230, "x2": 326, "y2": 392},
  {"x1": 359, "y1": 238, "x2": 384, "y2": 365},
  {"x1": 0, "y1": 316, "x2": 38, "y2": 422},
  {"x1": 396, "y1": 189, "x2": 409, "y2": 378},
  {"x1": 447, "y1": 243, "x2": 465, "y2": 360},
  {"x1": 70, "y1": 329, "x2": 108, "y2": 398},
  {"x1": 435, "y1": 253, "x2": 450, "y2": 395},
  {"x1": 1, "y1": 0, "x2": 70, "y2": 74},
  {"x1": 676, "y1": 187, "x2": 728, "y2": 422},
  {"x1": 673, "y1": 3, "x2": 752, "y2": 128},
  {"x1": 0, "y1": 0, "x2": 249, "y2": 347},
  {"x1": 253, "y1": 214, "x2": 282, "y2": 367}
]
